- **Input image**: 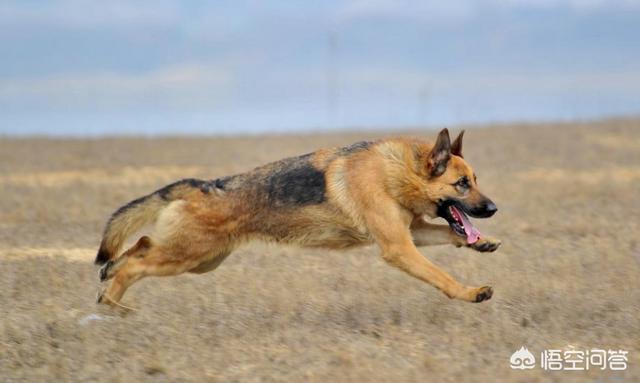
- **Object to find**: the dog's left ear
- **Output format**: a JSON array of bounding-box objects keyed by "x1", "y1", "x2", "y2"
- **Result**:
[
  {"x1": 451, "y1": 130, "x2": 465, "y2": 158},
  {"x1": 428, "y1": 128, "x2": 451, "y2": 177}
]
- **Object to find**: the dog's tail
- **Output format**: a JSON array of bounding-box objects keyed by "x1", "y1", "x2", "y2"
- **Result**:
[{"x1": 95, "y1": 178, "x2": 210, "y2": 265}]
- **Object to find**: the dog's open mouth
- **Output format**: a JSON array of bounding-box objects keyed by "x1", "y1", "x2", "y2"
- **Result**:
[{"x1": 438, "y1": 203, "x2": 482, "y2": 244}]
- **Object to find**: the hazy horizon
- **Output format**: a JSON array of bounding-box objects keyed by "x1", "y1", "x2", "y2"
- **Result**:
[{"x1": 2, "y1": 115, "x2": 638, "y2": 139}]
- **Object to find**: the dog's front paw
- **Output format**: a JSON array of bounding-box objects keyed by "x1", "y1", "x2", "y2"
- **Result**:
[
  {"x1": 473, "y1": 286, "x2": 493, "y2": 303},
  {"x1": 469, "y1": 236, "x2": 501, "y2": 252}
]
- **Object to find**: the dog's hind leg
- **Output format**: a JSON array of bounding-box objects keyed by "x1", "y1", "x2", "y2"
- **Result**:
[
  {"x1": 99, "y1": 236, "x2": 152, "y2": 282},
  {"x1": 97, "y1": 239, "x2": 214, "y2": 306}
]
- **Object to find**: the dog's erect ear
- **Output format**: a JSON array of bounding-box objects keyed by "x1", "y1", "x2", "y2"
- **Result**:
[
  {"x1": 428, "y1": 128, "x2": 451, "y2": 177},
  {"x1": 451, "y1": 130, "x2": 465, "y2": 158}
]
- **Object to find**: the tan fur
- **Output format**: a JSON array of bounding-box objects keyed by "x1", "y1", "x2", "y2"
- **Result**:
[
  {"x1": 99, "y1": 195, "x2": 165, "y2": 260},
  {"x1": 97, "y1": 129, "x2": 501, "y2": 307}
]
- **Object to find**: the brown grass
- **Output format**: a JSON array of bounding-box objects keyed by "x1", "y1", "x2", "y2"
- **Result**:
[{"x1": 1, "y1": 119, "x2": 639, "y2": 382}]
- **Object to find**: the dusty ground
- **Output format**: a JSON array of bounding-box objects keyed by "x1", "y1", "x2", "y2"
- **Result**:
[{"x1": 1, "y1": 119, "x2": 639, "y2": 382}]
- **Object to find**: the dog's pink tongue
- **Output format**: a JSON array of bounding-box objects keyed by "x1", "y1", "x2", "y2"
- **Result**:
[{"x1": 456, "y1": 208, "x2": 481, "y2": 244}]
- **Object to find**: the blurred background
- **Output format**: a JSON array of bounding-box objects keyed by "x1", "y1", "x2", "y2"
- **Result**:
[{"x1": 1, "y1": 0, "x2": 639, "y2": 136}]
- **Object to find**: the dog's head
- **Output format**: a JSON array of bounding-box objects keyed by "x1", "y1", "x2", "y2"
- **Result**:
[{"x1": 420, "y1": 128, "x2": 497, "y2": 244}]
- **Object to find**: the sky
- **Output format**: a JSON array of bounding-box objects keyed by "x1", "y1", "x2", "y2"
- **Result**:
[{"x1": 1, "y1": 0, "x2": 639, "y2": 136}]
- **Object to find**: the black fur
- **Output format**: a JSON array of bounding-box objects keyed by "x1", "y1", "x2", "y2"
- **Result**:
[
  {"x1": 260, "y1": 142, "x2": 370, "y2": 208},
  {"x1": 95, "y1": 241, "x2": 111, "y2": 265},
  {"x1": 214, "y1": 176, "x2": 234, "y2": 190},
  {"x1": 158, "y1": 178, "x2": 209, "y2": 200},
  {"x1": 337, "y1": 141, "x2": 372, "y2": 156},
  {"x1": 266, "y1": 155, "x2": 326, "y2": 207},
  {"x1": 109, "y1": 194, "x2": 149, "y2": 219}
]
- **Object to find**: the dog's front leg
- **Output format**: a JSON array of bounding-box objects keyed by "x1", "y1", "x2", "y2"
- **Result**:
[
  {"x1": 410, "y1": 217, "x2": 465, "y2": 247},
  {"x1": 411, "y1": 217, "x2": 501, "y2": 252},
  {"x1": 364, "y1": 203, "x2": 493, "y2": 303}
]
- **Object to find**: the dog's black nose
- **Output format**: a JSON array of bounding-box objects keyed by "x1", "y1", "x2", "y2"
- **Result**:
[
  {"x1": 464, "y1": 199, "x2": 498, "y2": 218},
  {"x1": 484, "y1": 201, "x2": 498, "y2": 217}
]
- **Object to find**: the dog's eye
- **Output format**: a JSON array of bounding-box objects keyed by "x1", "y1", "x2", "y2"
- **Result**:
[{"x1": 454, "y1": 176, "x2": 470, "y2": 189}]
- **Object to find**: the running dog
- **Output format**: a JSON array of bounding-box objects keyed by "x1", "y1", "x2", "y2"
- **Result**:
[{"x1": 95, "y1": 128, "x2": 501, "y2": 306}]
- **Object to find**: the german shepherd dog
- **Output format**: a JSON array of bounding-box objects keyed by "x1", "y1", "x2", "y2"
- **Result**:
[{"x1": 95, "y1": 128, "x2": 501, "y2": 306}]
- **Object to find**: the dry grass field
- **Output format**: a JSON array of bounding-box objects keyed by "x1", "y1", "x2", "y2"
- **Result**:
[{"x1": 1, "y1": 119, "x2": 639, "y2": 382}]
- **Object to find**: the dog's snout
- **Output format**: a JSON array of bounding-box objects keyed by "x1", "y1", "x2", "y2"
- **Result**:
[
  {"x1": 475, "y1": 199, "x2": 498, "y2": 218},
  {"x1": 465, "y1": 198, "x2": 498, "y2": 218},
  {"x1": 484, "y1": 201, "x2": 497, "y2": 217}
]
